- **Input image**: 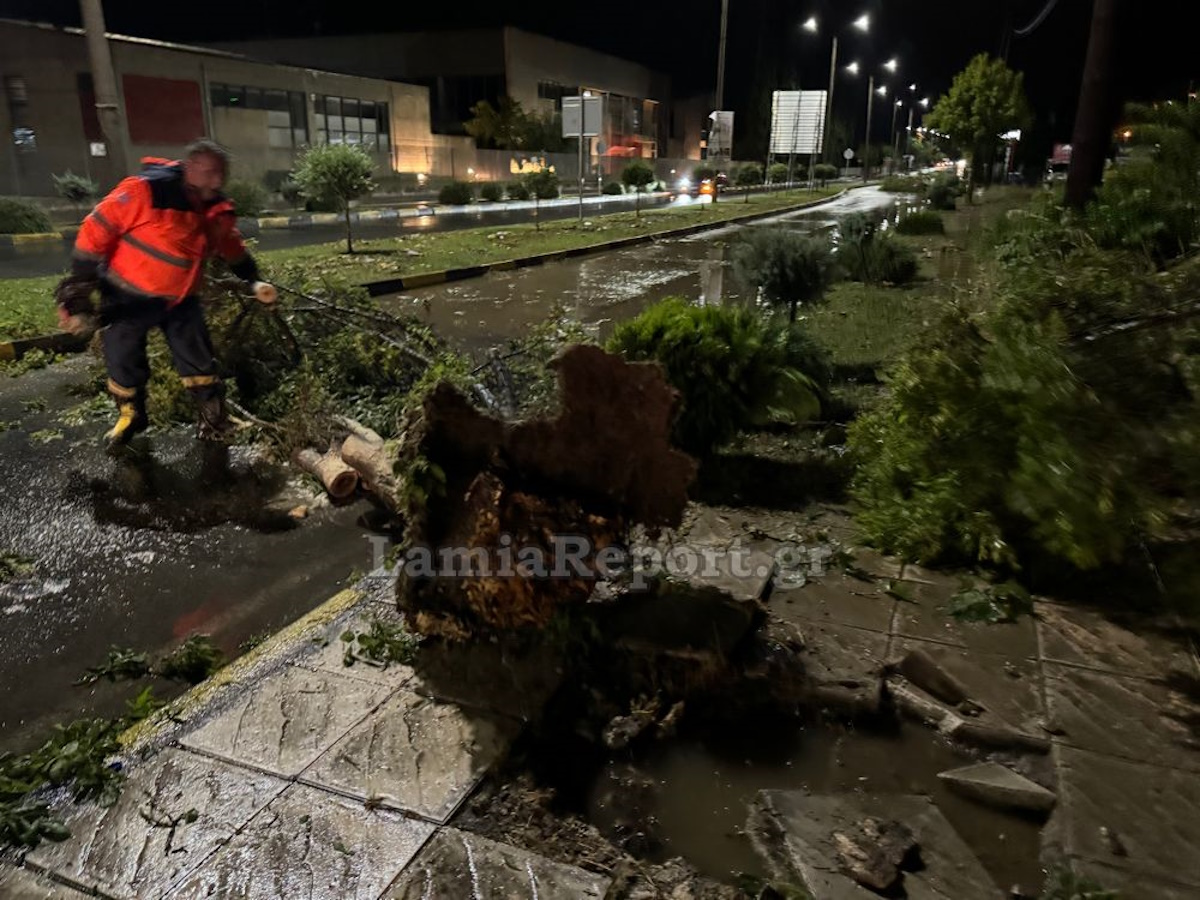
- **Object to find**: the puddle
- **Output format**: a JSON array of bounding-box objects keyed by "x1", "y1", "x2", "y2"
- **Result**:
[{"x1": 587, "y1": 718, "x2": 1046, "y2": 893}]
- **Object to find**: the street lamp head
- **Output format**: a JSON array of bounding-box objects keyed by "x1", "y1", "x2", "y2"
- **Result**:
[
  {"x1": 853, "y1": 13, "x2": 870, "y2": 32},
  {"x1": 846, "y1": 61, "x2": 860, "y2": 75},
  {"x1": 920, "y1": 97, "x2": 930, "y2": 108},
  {"x1": 909, "y1": 83, "x2": 917, "y2": 92},
  {"x1": 884, "y1": 57, "x2": 899, "y2": 73},
  {"x1": 802, "y1": 16, "x2": 818, "y2": 33},
  {"x1": 896, "y1": 99, "x2": 903, "y2": 107},
  {"x1": 876, "y1": 84, "x2": 888, "y2": 96}
]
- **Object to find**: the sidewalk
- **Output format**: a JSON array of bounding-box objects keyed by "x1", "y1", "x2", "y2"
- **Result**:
[{"x1": 1, "y1": 579, "x2": 605, "y2": 899}]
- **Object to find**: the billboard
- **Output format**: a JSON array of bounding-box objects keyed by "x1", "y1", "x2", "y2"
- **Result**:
[
  {"x1": 706, "y1": 110, "x2": 735, "y2": 161},
  {"x1": 770, "y1": 90, "x2": 828, "y2": 155}
]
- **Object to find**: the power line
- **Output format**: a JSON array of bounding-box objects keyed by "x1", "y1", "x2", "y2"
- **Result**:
[{"x1": 1013, "y1": 0, "x2": 1062, "y2": 38}]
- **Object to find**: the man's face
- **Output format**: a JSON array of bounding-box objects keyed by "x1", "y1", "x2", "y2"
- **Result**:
[{"x1": 183, "y1": 153, "x2": 226, "y2": 201}]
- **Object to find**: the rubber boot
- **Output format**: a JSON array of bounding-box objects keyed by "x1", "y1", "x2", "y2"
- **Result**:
[
  {"x1": 195, "y1": 394, "x2": 236, "y2": 442},
  {"x1": 105, "y1": 380, "x2": 149, "y2": 447}
]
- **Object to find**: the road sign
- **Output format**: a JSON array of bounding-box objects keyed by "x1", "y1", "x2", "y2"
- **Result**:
[
  {"x1": 843, "y1": 148, "x2": 855, "y2": 162},
  {"x1": 562, "y1": 95, "x2": 603, "y2": 138},
  {"x1": 707, "y1": 110, "x2": 735, "y2": 162},
  {"x1": 769, "y1": 91, "x2": 827, "y2": 155}
]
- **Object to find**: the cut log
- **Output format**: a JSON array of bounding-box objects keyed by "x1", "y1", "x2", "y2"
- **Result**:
[{"x1": 296, "y1": 447, "x2": 359, "y2": 500}]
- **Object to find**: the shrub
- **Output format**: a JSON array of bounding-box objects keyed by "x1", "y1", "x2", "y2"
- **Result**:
[
  {"x1": 621, "y1": 161, "x2": 656, "y2": 215},
  {"x1": 813, "y1": 163, "x2": 839, "y2": 186},
  {"x1": 224, "y1": 179, "x2": 269, "y2": 217},
  {"x1": 479, "y1": 182, "x2": 503, "y2": 202},
  {"x1": 524, "y1": 168, "x2": 561, "y2": 200},
  {"x1": 506, "y1": 181, "x2": 531, "y2": 201},
  {"x1": 438, "y1": 181, "x2": 475, "y2": 205},
  {"x1": 837, "y1": 213, "x2": 919, "y2": 285},
  {"x1": 692, "y1": 165, "x2": 717, "y2": 184},
  {"x1": 767, "y1": 162, "x2": 790, "y2": 184},
  {"x1": 895, "y1": 209, "x2": 945, "y2": 235},
  {"x1": 606, "y1": 298, "x2": 824, "y2": 455},
  {"x1": 927, "y1": 173, "x2": 962, "y2": 210},
  {"x1": 879, "y1": 175, "x2": 926, "y2": 193},
  {"x1": 602, "y1": 181, "x2": 624, "y2": 195},
  {"x1": 735, "y1": 163, "x2": 764, "y2": 187},
  {"x1": 731, "y1": 227, "x2": 837, "y2": 321},
  {"x1": 0, "y1": 199, "x2": 53, "y2": 235},
  {"x1": 52, "y1": 171, "x2": 98, "y2": 211},
  {"x1": 279, "y1": 179, "x2": 304, "y2": 207}
]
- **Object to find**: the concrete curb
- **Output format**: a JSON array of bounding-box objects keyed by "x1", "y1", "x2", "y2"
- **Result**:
[
  {"x1": 362, "y1": 187, "x2": 853, "y2": 297},
  {"x1": 0, "y1": 231, "x2": 68, "y2": 252},
  {"x1": 120, "y1": 586, "x2": 364, "y2": 753},
  {"x1": 0, "y1": 331, "x2": 89, "y2": 362}
]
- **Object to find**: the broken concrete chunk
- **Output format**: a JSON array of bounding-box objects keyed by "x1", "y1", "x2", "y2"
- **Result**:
[
  {"x1": 889, "y1": 646, "x2": 971, "y2": 705},
  {"x1": 937, "y1": 762, "x2": 1057, "y2": 814},
  {"x1": 832, "y1": 817, "x2": 918, "y2": 891}
]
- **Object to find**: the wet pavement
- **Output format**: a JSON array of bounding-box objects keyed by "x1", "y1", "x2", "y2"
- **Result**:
[
  {"x1": 0, "y1": 355, "x2": 374, "y2": 753},
  {"x1": 0, "y1": 192, "x2": 678, "y2": 280}
]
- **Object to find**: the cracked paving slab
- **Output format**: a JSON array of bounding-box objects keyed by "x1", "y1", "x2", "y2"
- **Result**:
[
  {"x1": 291, "y1": 603, "x2": 416, "y2": 691},
  {"x1": 179, "y1": 665, "x2": 393, "y2": 778},
  {"x1": 771, "y1": 577, "x2": 896, "y2": 634},
  {"x1": 25, "y1": 747, "x2": 287, "y2": 900},
  {"x1": 0, "y1": 865, "x2": 93, "y2": 899},
  {"x1": 892, "y1": 580, "x2": 1038, "y2": 659},
  {"x1": 164, "y1": 783, "x2": 434, "y2": 900},
  {"x1": 1036, "y1": 603, "x2": 1198, "y2": 680},
  {"x1": 300, "y1": 687, "x2": 520, "y2": 824},
  {"x1": 1043, "y1": 664, "x2": 1200, "y2": 772},
  {"x1": 1053, "y1": 746, "x2": 1200, "y2": 888},
  {"x1": 383, "y1": 827, "x2": 610, "y2": 899}
]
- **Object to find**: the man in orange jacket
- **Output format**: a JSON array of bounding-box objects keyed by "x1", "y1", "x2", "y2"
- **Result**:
[{"x1": 54, "y1": 139, "x2": 274, "y2": 445}]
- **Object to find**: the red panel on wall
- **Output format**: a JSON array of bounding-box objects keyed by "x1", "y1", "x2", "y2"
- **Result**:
[{"x1": 122, "y1": 74, "x2": 204, "y2": 144}]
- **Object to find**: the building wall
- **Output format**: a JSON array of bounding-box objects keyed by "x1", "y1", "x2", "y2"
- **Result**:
[{"x1": 0, "y1": 19, "x2": 438, "y2": 196}]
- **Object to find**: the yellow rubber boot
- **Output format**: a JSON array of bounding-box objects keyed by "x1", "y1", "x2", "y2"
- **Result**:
[{"x1": 104, "y1": 380, "x2": 149, "y2": 446}]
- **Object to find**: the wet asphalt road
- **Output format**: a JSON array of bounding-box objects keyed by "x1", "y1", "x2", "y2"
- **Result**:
[
  {"x1": 0, "y1": 186, "x2": 899, "y2": 752},
  {"x1": 0, "y1": 191, "x2": 680, "y2": 280}
]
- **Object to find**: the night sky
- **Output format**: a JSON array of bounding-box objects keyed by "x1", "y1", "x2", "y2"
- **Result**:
[{"x1": 2, "y1": 0, "x2": 1194, "y2": 164}]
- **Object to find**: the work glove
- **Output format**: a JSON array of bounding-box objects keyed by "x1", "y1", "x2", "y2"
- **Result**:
[
  {"x1": 251, "y1": 281, "x2": 278, "y2": 306},
  {"x1": 54, "y1": 275, "x2": 100, "y2": 339}
]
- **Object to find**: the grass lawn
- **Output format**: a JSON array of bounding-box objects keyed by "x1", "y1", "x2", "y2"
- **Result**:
[
  {"x1": 0, "y1": 187, "x2": 841, "y2": 343},
  {"x1": 804, "y1": 186, "x2": 1037, "y2": 371}
]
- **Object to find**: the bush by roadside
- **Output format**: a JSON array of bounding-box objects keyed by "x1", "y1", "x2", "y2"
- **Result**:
[{"x1": 0, "y1": 199, "x2": 53, "y2": 235}]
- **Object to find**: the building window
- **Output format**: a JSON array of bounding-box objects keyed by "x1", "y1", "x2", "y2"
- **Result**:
[
  {"x1": 210, "y1": 83, "x2": 308, "y2": 147},
  {"x1": 536, "y1": 81, "x2": 578, "y2": 110},
  {"x1": 316, "y1": 95, "x2": 389, "y2": 152}
]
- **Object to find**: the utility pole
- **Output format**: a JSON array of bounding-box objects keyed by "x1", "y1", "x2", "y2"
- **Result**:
[
  {"x1": 862, "y1": 74, "x2": 875, "y2": 183},
  {"x1": 715, "y1": 0, "x2": 729, "y2": 110},
  {"x1": 1065, "y1": 0, "x2": 1121, "y2": 210},
  {"x1": 79, "y1": 0, "x2": 130, "y2": 180},
  {"x1": 905, "y1": 105, "x2": 914, "y2": 170}
]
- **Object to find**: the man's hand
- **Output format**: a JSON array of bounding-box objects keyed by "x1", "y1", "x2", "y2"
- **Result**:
[
  {"x1": 54, "y1": 275, "x2": 98, "y2": 316},
  {"x1": 251, "y1": 281, "x2": 279, "y2": 305},
  {"x1": 57, "y1": 308, "x2": 98, "y2": 339}
]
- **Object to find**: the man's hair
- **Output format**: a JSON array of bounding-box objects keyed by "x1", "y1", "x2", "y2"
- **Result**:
[{"x1": 184, "y1": 139, "x2": 231, "y2": 175}]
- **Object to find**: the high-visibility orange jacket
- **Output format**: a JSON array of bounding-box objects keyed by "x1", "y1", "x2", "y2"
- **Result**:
[{"x1": 72, "y1": 157, "x2": 258, "y2": 304}]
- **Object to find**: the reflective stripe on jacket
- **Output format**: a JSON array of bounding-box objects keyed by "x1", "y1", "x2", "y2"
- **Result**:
[{"x1": 74, "y1": 158, "x2": 251, "y2": 304}]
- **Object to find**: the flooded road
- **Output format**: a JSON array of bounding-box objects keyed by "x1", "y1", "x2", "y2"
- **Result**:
[{"x1": 381, "y1": 186, "x2": 904, "y2": 353}]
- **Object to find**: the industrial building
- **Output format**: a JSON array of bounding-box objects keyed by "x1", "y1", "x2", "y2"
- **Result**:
[{"x1": 0, "y1": 17, "x2": 438, "y2": 195}]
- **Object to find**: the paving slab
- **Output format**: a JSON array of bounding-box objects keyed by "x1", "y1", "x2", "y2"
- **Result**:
[
  {"x1": 771, "y1": 577, "x2": 895, "y2": 633},
  {"x1": 405, "y1": 639, "x2": 563, "y2": 723},
  {"x1": 383, "y1": 827, "x2": 610, "y2": 899},
  {"x1": 937, "y1": 762, "x2": 1056, "y2": 814},
  {"x1": 1066, "y1": 857, "x2": 1200, "y2": 900},
  {"x1": 179, "y1": 665, "x2": 393, "y2": 778},
  {"x1": 1054, "y1": 746, "x2": 1200, "y2": 888},
  {"x1": 749, "y1": 791, "x2": 1003, "y2": 899},
  {"x1": 890, "y1": 639, "x2": 1045, "y2": 741},
  {"x1": 1043, "y1": 664, "x2": 1200, "y2": 772},
  {"x1": 1036, "y1": 603, "x2": 1198, "y2": 680},
  {"x1": 681, "y1": 546, "x2": 776, "y2": 603},
  {"x1": 892, "y1": 581, "x2": 1038, "y2": 659},
  {"x1": 0, "y1": 865, "x2": 94, "y2": 899},
  {"x1": 787, "y1": 619, "x2": 889, "y2": 715},
  {"x1": 26, "y1": 748, "x2": 286, "y2": 900},
  {"x1": 291, "y1": 602, "x2": 417, "y2": 690},
  {"x1": 164, "y1": 783, "x2": 434, "y2": 900},
  {"x1": 301, "y1": 687, "x2": 520, "y2": 824}
]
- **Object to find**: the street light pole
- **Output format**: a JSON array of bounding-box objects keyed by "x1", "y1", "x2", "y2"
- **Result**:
[
  {"x1": 890, "y1": 101, "x2": 901, "y2": 173},
  {"x1": 79, "y1": 0, "x2": 131, "y2": 180},
  {"x1": 822, "y1": 35, "x2": 838, "y2": 165},
  {"x1": 863, "y1": 74, "x2": 875, "y2": 183}
]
